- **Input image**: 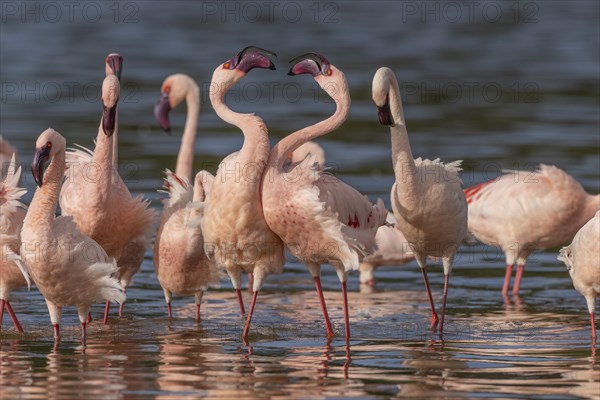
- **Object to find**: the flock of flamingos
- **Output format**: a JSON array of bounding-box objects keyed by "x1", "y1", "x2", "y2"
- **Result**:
[{"x1": 0, "y1": 46, "x2": 598, "y2": 346}]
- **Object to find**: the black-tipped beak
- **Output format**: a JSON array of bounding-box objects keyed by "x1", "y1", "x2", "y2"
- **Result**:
[
  {"x1": 102, "y1": 102, "x2": 117, "y2": 136},
  {"x1": 154, "y1": 92, "x2": 171, "y2": 134},
  {"x1": 377, "y1": 95, "x2": 395, "y2": 127},
  {"x1": 107, "y1": 53, "x2": 123, "y2": 80},
  {"x1": 31, "y1": 145, "x2": 50, "y2": 187},
  {"x1": 235, "y1": 46, "x2": 277, "y2": 73}
]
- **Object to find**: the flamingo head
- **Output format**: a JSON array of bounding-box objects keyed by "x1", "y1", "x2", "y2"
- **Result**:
[
  {"x1": 154, "y1": 74, "x2": 199, "y2": 135},
  {"x1": 101, "y1": 75, "x2": 120, "y2": 136},
  {"x1": 105, "y1": 53, "x2": 123, "y2": 80},
  {"x1": 32, "y1": 128, "x2": 65, "y2": 187},
  {"x1": 222, "y1": 46, "x2": 276, "y2": 74},
  {"x1": 288, "y1": 53, "x2": 348, "y2": 104},
  {"x1": 372, "y1": 67, "x2": 395, "y2": 127}
]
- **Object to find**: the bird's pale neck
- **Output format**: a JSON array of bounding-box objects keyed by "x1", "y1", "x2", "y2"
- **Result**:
[
  {"x1": 25, "y1": 150, "x2": 65, "y2": 227},
  {"x1": 583, "y1": 194, "x2": 600, "y2": 221},
  {"x1": 92, "y1": 121, "x2": 117, "y2": 186},
  {"x1": 111, "y1": 109, "x2": 119, "y2": 168},
  {"x1": 269, "y1": 76, "x2": 350, "y2": 169},
  {"x1": 175, "y1": 90, "x2": 200, "y2": 182},
  {"x1": 210, "y1": 74, "x2": 270, "y2": 166}
]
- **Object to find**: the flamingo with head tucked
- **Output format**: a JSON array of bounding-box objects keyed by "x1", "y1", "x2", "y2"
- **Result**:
[
  {"x1": 21, "y1": 129, "x2": 125, "y2": 341},
  {"x1": 465, "y1": 167, "x2": 599, "y2": 296},
  {"x1": 261, "y1": 53, "x2": 387, "y2": 340},
  {"x1": 372, "y1": 67, "x2": 468, "y2": 334},
  {"x1": 558, "y1": 211, "x2": 599, "y2": 341},
  {"x1": 59, "y1": 54, "x2": 156, "y2": 323},
  {"x1": 201, "y1": 46, "x2": 285, "y2": 340},
  {"x1": 153, "y1": 73, "x2": 220, "y2": 321},
  {"x1": 0, "y1": 153, "x2": 30, "y2": 333}
]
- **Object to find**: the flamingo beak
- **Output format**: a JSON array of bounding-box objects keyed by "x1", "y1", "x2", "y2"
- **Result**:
[
  {"x1": 288, "y1": 59, "x2": 321, "y2": 77},
  {"x1": 102, "y1": 101, "x2": 117, "y2": 136},
  {"x1": 377, "y1": 95, "x2": 395, "y2": 127},
  {"x1": 31, "y1": 145, "x2": 51, "y2": 187},
  {"x1": 235, "y1": 46, "x2": 277, "y2": 73},
  {"x1": 154, "y1": 92, "x2": 171, "y2": 134},
  {"x1": 107, "y1": 53, "x2": 123, "y2": 80}
]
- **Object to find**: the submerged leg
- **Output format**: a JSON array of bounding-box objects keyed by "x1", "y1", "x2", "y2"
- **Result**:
[
  {"x1": 420, "y1": 267, "x2": 439, "y2": 329},
  {"x1": 163, "y1": 288, "x2": 173, "y2": 319},
  {"x1": 195, "y1": 292, "x2": 203, "y2": 323},
  {"x1": 439, "y1": 274, "x2": 450, "y2": 334},
  {"x1": 502, "y1": 264, "x2": 513, "y2": 295},
  {"x1": 512, "y1": 264, "x2": 525, "y2": 295},
  {"x1": 341, "y1": 281, "x2": 350, "y2": 342},
  {"x1": 242, "y1": 291, "x2": 259, "y2": 340},
  {"x1": 103, "y1": 301, "x2": 110, "y2": 325},
  {"x1": 591, "y1": 312, "x2": 597, "y2": 340}
]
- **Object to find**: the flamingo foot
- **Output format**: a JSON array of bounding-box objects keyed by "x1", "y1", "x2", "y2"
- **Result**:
[
  {"x1": 502, "y1": 264, "x2": 513, "y2": 295},
  {"x1": 167, "y1": 302, "x2": 172, "y2": 319},
  {"x1": 236, "y1": 289, "x2": 246, "y2": 316},
  {"x1": 4, "y1": 301, "x2": 24, "y2": 333},
  {"x1": 512, "y1": 264, "x2": 524, "y2": 295},
  {"x1": 53, "y1": 323, "x2": 60, "y2": 340},
  {"x1": 313, "y1": 276, "x2": 335, "y2": 337},
  {"x1": 341, "y1": 281, "x2": 351, "y2": 342},
  {"x1": 103, "y1": 301, "x2": 110, "y2": 325},
  {"x1": 242, "y1": 291, "x2": 258, "y2": 340}
]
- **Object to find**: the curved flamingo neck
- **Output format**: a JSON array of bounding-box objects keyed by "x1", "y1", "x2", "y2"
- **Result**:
[
  {"x1": 175, "y1": 88, "x2": 200, "y2": 182},
  {"x1": 26, "y1": 150, "x2": 65, "y2": 227},
  {"x1": 209, "y1": 72, "x2": 270, "y2": 167},
  {"x1": 111, "y1": 110, "x2": 119, "y2": 168},
  {"x1": 269, "y1": 72, "x2": 350, "y2": 168},
  {"x1": 382, "y1": 69, "x2": 417, "y2": 185},
  {"x1": 92, "y1": 121, "x2": 115, "y2": 185}
]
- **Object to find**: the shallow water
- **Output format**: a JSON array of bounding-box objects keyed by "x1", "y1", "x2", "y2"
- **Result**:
[{"x1": 1, "y1": 1, "x2": 599, "y2": 398}]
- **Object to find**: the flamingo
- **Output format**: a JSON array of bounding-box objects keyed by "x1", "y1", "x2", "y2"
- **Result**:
[
  {"x1": 0, "y1": 136, "x2": 18, "y2": 179},
  {"x1": 20, "y1": 127, "x2": 125, "y2": 340},
  {"x1": 0, "y1": 153, "x2": 30, "y2": 333},
  {"x1": 372, "y1": 67, "x2": 468, "y2": 333},
  {"x1": 153, "y1": 73, "x2": 220, "y2": 321},
  {"x1": 465, "y1": 166, "x2": 599, "y2": 296},
  {"x1": 202, "y1": 46, "x2": 285, "y2": 340},
  {"x1": 261, "y1": 53, "x2": 387, "y2": 340},
  {"x1": 558, "y1": 211, "x2": 600, "y2": 341},
  {"x1": 359, "y1": 212, "x2": 415, "y2": 286},
  {"x1": 59, "y1": 54, "x2": 156, "y2": 323}
]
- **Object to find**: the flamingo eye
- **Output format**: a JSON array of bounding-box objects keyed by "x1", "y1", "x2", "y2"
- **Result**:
[
  {"x1": 223, "y1": 62, "x2": 231, "y2": 69},
  {"x1": 46, "y1": 141, "x2": 52, "y2": 148},
  {"x1": 164, "y1": 86, "x2": 171, "y2": 93},
  {"x1": 326, "y1": 68, "x2": 332, "y2": 76}
]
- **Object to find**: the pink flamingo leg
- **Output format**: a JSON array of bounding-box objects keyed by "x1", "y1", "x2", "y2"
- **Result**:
[
  {"x1": 420, "y1": 267, "x2": 439, "y2": 329},
  {"x1": 0, "y1": 299, "x2": 5, "y2": 327},
  {"x1": 438, "y1": 274, "x2": 450, "y2": 334},
  {"x1": 5, "y1": 301, "x2": 24, "y2": 333},
  {"x1": 81, "y1": 322, "x2": 87, "y2": 340},
  {"x1": 53, "y1": 323, "x2": 60, "y2": 340},
  {"x1": 341, "y1": 281, "x2": 351, "y2": 341},
  {"x1": 119, "y1": 289, "x2": 126, "y2": 317},
  {"x1": 242, "y1": 291, "x2": 258, "y2": 340},
  {"x1": 367, "y1": 279, "x2": 376, "y2": 287},
  {"x1": 86, "y1": 312, "x2": 92, "y2": 324},
  {"x1": 314, "y1": 276, "x2": 335, "y2": 337},
  {"x1": 103, "y1": 301, "x2": 110, "y2": 324},
  {"x1": 512, "y1": 264, "x2": 525, "y2": 295},
  {"x1": 195, "y1": 304, "x2": 200, "y2": 322},
  {"x1": 591, "y1": 312, "x2": 597, "y2": 340},
  {"x1": 502, "y1": 264, "x2": 513, "y2": 295},
  {"x1": 167, "y1": 302, "x2": 172, "y2": 319},
  {"x1": 236, "y1": 289, "x2": 246, "y2": 316}
]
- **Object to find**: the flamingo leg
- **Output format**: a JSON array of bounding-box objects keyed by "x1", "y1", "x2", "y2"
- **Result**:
[
  {"x1": 367, "y1": 279, "x2": 376, "y2": 287},
  {"x1": 103, "y1": 301, "x2": 110, "y2": 324},
  {"x1": 167, "y1": 302, "x2": 172, "y2": 319},
  {"x1": 341, "y1": 281, "x2": 351, "y2": 342},
  {"x1": 5, "y1": 301, "x2": 24, "y2": 333},
  {"x1": 502, "y1": 264, "x2": 513, "y2": 295},
  {"x1": 420, "y1": 267, "x2": 439, "y2": 329},
  {"x1": 591, "y1": 312, "x2": 597, "y2": 340},
  {"x1": 512, "y1": 264, "x2": 525, "y2": 295},
  {"x1": 81, "y1": 322, "x2": 87, "y2": 340},
  {"x1": 119, "y1": 289, "x2": 126, "y2": 317},
  {"x1": 53, "y1": 323, "x2": 60, "y2": 340},
  {"x1": 314, "y1": 276, "x2": 335, "y2": 337},
  {"x1": 0, "y1": 299, "x2": 5, "y2": 327},
  {"x1": 439, "y1": 274, "x2": 450, "y2": 334},
  {"x1": 195, "y1": 292, "x2": 203, "y2": 323},
  {"x1": 242, "y1": 291, "x2": 258, "y2": 340},
  {"x1": 236, "y1": 289, "x2": 246, "y2": 316},
  {"x1": 86, "y1": 312, "x2": 92, "y2": 324},
  {"x1": 196, "y1": 304, "x2": 200, "y2": 322}
]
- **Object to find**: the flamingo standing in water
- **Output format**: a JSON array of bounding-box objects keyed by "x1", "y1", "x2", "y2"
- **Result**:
[
  {"x1": 0, "y1": 153, "x2": 30, "y2": 333},
  {"x1": 558, "y1": 211, "x2": 600, "y2": 341},
  {"x1": 59, "y1": 54, "x2": 156, "y2": 323},
  {"x1": 372, "y1": 67, "x2": 468, "y2": 333},
  {"x1": 465, "y1": 166, "x2": 599, "y2": 296},
  {"x1": 202, "y1": 46, "x2": 285, "y2": 340},
  {"x1": 21, "y1": 125, "x2": 125, "y2": 341},
  {"x1": 153, "y1": 73, "x2": 220, "y2": 321},
  {"x1": 262, "y1": 53, "x2": 387, "y2": 340}
]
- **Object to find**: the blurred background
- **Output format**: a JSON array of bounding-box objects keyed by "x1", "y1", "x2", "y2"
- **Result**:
[{"x1": 0, "y1": 1, "x2": 598, "y2": 398}]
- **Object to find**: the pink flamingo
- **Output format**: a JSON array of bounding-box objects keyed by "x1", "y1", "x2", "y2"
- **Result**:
[
  {"x1": 465, "y1": 166, "x2": 599, "y2": 296},
  {"x1": 359, "y1": 212, "x2": 415, "y2": 286},
  {"x1": 202, "y1": 46, "x2": 284, "y2": 340},
  {"x1": 153, "y1": 73, "x2": 221, "y2": 321},
  {"x1": 0, "y1": 153, "x2": 31, "y2": 333},
  {"x1": 262, "y1": 53, "x2": 387, "y2": 340},
  {"x1": 558, "y1": 211, "x2": 599, "y2": 341},
  {"x1": 21, "y1": 128, "x2": 125, "y2": 340},
  {"x1": 372, "y1": 67, "x2": 468, "y2": 333},
  {"x1": 59, "y1": 54, "x2": 156, "y2": 323}
]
